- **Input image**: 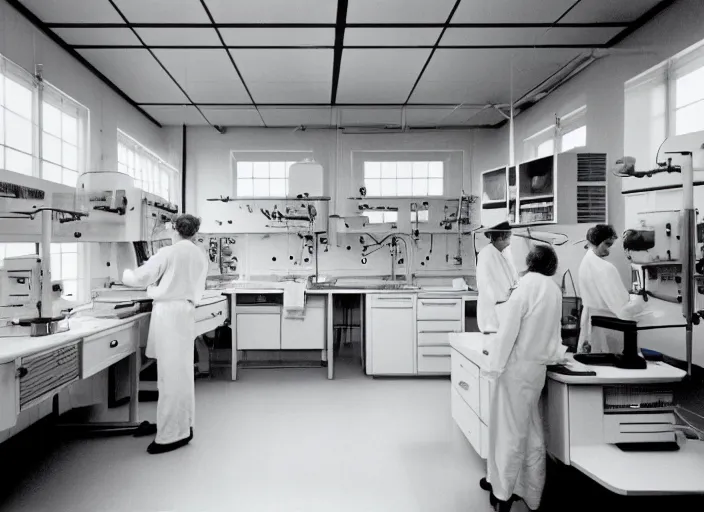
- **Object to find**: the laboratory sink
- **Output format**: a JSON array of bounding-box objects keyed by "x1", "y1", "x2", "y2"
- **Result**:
[{"x1": 309, "y1": 277, "x2": 419, "y2": 291}]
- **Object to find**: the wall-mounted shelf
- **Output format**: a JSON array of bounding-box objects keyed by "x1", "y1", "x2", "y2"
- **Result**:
[
  {"x1": 208, "y1": 196, "x2": 331, "y2": 202},
  {"x1": 347, "y1": 196, "x2": 460, "y2": 201},
  {"x1": 519, "y1": 194, "x2": 555, "y2": 202}
]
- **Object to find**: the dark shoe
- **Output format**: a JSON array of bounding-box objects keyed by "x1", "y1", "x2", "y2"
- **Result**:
[
  {"x1": 147, "y1": 428, "x2": 193, "y2": 455},
  {"x1": 489, "y1": 492, "x2": 514, "y2": 512},
  {"x1": 133, "y1": 421, "x2": 157, "y2": 438},
  {"x1": 480, "y1": 477, "x2": 492, "y2": 492}
]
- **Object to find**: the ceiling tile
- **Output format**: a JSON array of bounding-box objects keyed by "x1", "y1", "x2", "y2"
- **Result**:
[
  {"x1": 220, "y1": 28, "x2": 335, "y2": 47},
  {"x1": 203, "y1": 0, "x2": 337, "y2": 23},
  {"x1": 562, "y1": 0, "x2": 663, "y2": 23},
  {"x1": 347, "y1": 0, "x2": 457, "y2": 22},
  {"x1": 141, "y1": 105, "x2": 208, "y2": 125},
  {"x1": 201, "y1": 108, "x2": 264, "y2": 127},
  {"x1": 52, "y1": 28, "x2": 140, "y2": 46},
  {"x1": 341, "y1": 108, "x2": 402, "y2": 126},
  {"x1": 336, "y1": 49, "x2": 431, "y2": 103},
  {"x1": 77, "y1": 49, "x2": 188, "y2": 103},
  {"x1": 136, "y1": 28, "x2": 221, "y2": 47},
  {"x1": 260, "y1": 108, "x2": 333, "y2": 126},
  {"x1": 345, "y1": 28, "x2": 442, "y2": 46},
  {"x1": 452, "y1": 0, "x2": 574, "y2": 23},
  {"x1": 230, "y1": 49, "x2": 333, "y2": 103},
  {"x1": 18, "y1": 0, "x2": 123, "y2": 22},
  {"x1": 404, "y1": 107, "x2": 479, "y2": 126},
  {"x1": 113, "y1": 0, "x2": 211, "y2": 23},
  {"x1": 153, "y1": 49, "x2": 251, "y2": 103},
  {"x1": 441, "y1": 27, "x2": 622, "y2": 46},
  {"x1": 410, "y1": 48, "x2": 583, "y2": 104}
]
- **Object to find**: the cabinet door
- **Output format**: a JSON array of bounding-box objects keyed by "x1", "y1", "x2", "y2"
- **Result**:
[
  {"x1": 236, "y1": 313, "x2": 281, "y2": 350},
  {"x1": 369, "y1": 304, "x2": 415, "y2": 375},
  {"x1": 281, "y1": 299, "x2": 326, "y2": 350},
  {"x1": 0, "y1": 362, "x2": 18, "y2": 431}
]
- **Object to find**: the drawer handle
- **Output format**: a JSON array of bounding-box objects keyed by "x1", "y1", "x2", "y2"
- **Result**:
[
  {"x1": 421, "y1": 302, "x2": 457, "y2": 307},
  {"x1": 424, "y1": 354, "x2": 450, "y2": 358},
  {"x1": 376, "y1": 297, "x2": 412, "y2": 301},
  {"x1": 459, "y1": 381, "x2": 469, "y2": 390},
  {"x1": 16, "y1": 367, "x2": 28, "y2": 379},
  {"x1": 419, "y1": 330, "x2": 454, "y2": 334},
  {"x1": 211, "y1": 311, "x2": 223, "y2": 317},
  {"x1": 110, "y1": 340, "x2": 119, "y2": 348}
]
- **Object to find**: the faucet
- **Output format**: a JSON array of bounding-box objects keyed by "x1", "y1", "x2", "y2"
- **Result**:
[{"x1": 390, "y1": 236, "x2": 399, "y2": 281}]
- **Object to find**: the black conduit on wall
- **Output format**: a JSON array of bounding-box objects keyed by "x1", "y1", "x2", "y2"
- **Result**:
[{"x1": 181, "y1": 124, "x2": 187, "y2": 213}]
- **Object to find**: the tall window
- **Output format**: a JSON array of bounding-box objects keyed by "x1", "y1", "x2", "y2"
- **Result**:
[
  {"x1": 50, "y1": 243, "x2": 79, "y2": 302},
  {"x1": 235, "y1": 161, "x2": 294, "y2": 197},
  {"x1": 117, "y1": 130, "x2": 177, "y2": 201},
  {"x1": 363, "y1": 161, "x2": 444, "y2": 197},
  {"x1": 524, "y1": 106, "x2": 587, "y2": 160},
  {"x1": 625, "y1": 39, "x2": 704, "y2": 165},
  {"x1": 0, "y1": 59, "x2": 34, "y2": 176}
]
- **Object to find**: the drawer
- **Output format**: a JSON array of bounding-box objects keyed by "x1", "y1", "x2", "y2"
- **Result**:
[
  {"x1": 369, "y1": 294, "x2": 414, "y2": 308},
  {"x1": 82, "y1": 324, "x2": 137, "y2": 379},
  {"x1": 603, "y1": 413, "x2": 676, "y2": 444},
  {"x1": 479, "y1": 373, "x2": 495, "y2": 424},
  {"x1": 451, "y1": 351, "x2": 480, "y2": 415},
  {"x1": 196, "y1": 298, "x2": 228, "y2": 323},
  {"x1": 19, "y1": 343, "x2": 80, "y2": 411},
  {"x1": 451, "y1": 387, "x2": 481, "y2": 455},
  {"x1": 418, "y1": 332, "x2": 451, "y2": 347},
  {"x1": 417, "y1": 346, "x2": 451, "y2": 374},
  {"x1": 417, "y1": 320, "x2": 462, "y2": 335},
  {"x1": 417, "y1": 298, "x2": 461, "y2": 320}
]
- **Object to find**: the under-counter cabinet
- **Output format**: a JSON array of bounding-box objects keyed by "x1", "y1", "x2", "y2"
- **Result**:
[
  {"x1": 281, "y1": 295, "x2": 326, "y2": 350},
  {"x1": 365, "y1": 294, "x2": 416, "y2": 376},
  {"x1": 416, "y1": 297, "x2": 464, "y2": 375},
  {"x1": 236, "y1": 304, "x2": 282, "y2": 350}
]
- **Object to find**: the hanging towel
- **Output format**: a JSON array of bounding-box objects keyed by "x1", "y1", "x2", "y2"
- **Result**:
[{"x1": 283, "y1": 280, "x2": 306, "y2": 318}]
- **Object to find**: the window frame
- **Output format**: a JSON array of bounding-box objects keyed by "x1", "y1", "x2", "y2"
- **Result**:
[
  {"x1": 231, "y1": 151, "x2": 313, "y2": 198},
  {"x1": 117, "y1": 129, "x2": 178, "y2": 202},
  {"x1": 0, "y1": 56, "x2": 37, "y2": 177},
  {"x1": 523, "y1": 106, "x2": 587, "y2": 160}
]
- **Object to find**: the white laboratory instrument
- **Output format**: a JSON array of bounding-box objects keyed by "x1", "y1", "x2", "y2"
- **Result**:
[{"x1": 288, "y1": 160, "x2": 324, "y2": 198}]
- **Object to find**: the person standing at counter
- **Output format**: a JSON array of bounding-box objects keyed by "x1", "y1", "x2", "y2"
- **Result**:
[
  {"x1": 577, "y1": 224, "x2": 646, "y2": 353},
  {"x1": 123, "y1": 214, "x2": 208, "y2": 454},
  {"x1": 476, "y1": 221, "x2": 518, "y2": 333},
  {"x1": 482, "y1": 245, "x2": 566, "y2": 512}
]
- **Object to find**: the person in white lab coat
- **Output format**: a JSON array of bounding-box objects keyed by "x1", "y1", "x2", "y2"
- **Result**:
[
  {"x1": 482, "y1": 245, "x2": 566, "y2": 512},
  {"x1": 577, "y1": 224, "x2": 646, "y2": 353},
  {"x1": 123, "y1": 214, "x2": 208, "y2": 454},
  {"x1": 476, "y1": 221, "x2": 518, "y2": 333}
]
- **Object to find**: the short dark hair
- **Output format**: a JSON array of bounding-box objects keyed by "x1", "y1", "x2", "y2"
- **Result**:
[
  {"x1": 586, "y1": 224, "x2": 617, "y2": 246},
  {"x1": 174, "y1": 214, "x2": 201, "y2": 239},
  {"x1": 526, "y1": 245, "x2": 558, "y2": 277},
  {"x1": 487, "y1": 231, "x2": 511, "y2": 243}
]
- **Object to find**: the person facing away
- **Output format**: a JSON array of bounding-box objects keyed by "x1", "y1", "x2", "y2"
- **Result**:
[
  {"x1": 122, "y1": 213, "x2": 208, "y2": 455},
  {"x1": 476, "y1": 221, "x2": 518, "y2": 333},
  {"x1": 577, "y1": 224, "x2": 646, "y2": 353},
  {"x1": 482, "y1": 244, "x2": 566, "y2": 512}
]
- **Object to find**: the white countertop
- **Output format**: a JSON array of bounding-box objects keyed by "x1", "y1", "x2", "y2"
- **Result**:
[
  {"x1": 449, "y1": 332, "x2": 493, "y2": 368},
  {"x1": 570, "y1": 443, "x2": 704, "y2": 495},
  {"x1": 548, "y1": 354, "x2": 687, "y2": 384},
  {"x1": 0, "y1": 314, "x2": 149, "y2": 365},
  {"x1": 219, "y1": 287, "x2": 475, "y2": 297}
]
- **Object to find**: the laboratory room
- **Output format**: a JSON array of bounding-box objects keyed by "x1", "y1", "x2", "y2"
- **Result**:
[{"x1": 3, "y1": 0, "x2": 704, "y2": 511}]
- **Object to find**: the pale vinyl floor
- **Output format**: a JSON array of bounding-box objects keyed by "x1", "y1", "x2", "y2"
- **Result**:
[{"x1": 0, "y1": 358, "x2": 501, "y2": 512}]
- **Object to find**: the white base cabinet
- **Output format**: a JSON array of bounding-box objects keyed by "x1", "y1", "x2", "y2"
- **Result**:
[
  {"x1": 365, "y1": 294, "x2": 416, "y2": 376},
  {"x1": 416, "y1": 297, "x2": 465, "y2": 375}
]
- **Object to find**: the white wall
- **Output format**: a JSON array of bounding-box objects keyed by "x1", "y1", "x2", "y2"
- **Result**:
[
  {"x1": 0, "y1": 1, "x2": 179, "y2": 173},
  {"x1": 471, "y1": 0, "x2": 704, "y2": 367},
  {"x1": 182, "y1": 127, "x2": 479, "y2": 278}
]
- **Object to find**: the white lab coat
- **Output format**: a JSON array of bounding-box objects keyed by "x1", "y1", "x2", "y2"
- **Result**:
[
  {"x1": 123, "y1": 239, "x2": 208, "y2": 445},
  {"x1": 577, "y1": 249, "x2": 645, "y2": 353},
  {"x1": 485, "y1": 272, "x2": 565, "y2": 511},
  {"x1": 476, "y1": 244, "x2": 518, "y2": 333}
]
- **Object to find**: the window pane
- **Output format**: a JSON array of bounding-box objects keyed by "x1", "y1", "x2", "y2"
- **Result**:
[
  {"x1": 5, "y1": 78, "x2": 32, "y2": 119},
  {"x1": 0, "y1": 77, "x2": 4, "y2": 107},
  {"x1": 676, "y1": 66, "x2": 704, "y2": 108},
  {"x1": 63, "y1": 169, "x2": 78, "y2": 187},
  {"x1": 237, "y1": 178, "x2": 253, "y2": 197},
  {"x1": 397, "y1": 178, "x2": 412, "y2": 196},
  {"x1": 412, "y1": 162, "x2": 428, "y2": 178},
  {"x1": 253, "y1": 162, "x2": 269, "y2": 178},
  {"x1": 61, "y1": 243, "x2": 78, "y2": 254},
  {"x1": 51, "y1": 243, "x2": 60, "y2": 254},
  {"x1": 62, "y1": 142, "x2": 78, "y2": 170},
  {"x1": 537, "y1": 139, "x2": 554, "y2": 158},
  {"x1": 270, "y1": 161, "x2": 286, "y2": 178},
  {"x1": 5, "y1": 243, "x2": 36, "y2": 258},
  {"x1": 676, "y1": 100, "x2": 704, "y2": 136},
  {"x1": 365, "y1": 162, "x2": 381, "y2": 179},
  {"x1": 62, "y1": 280, "x2": 78, "y2": 301},
  {"x1": 6, "y1": 112, "x2": 32, "y2": 153},
  {"x1": 62, "y1": 113, "x2": 78, "y2": 145},
  {"x1": 61, "y1": 252, "x2": 78, "y2": 279},
  {"x1": 118, "y1": 143, "x2": 126, "y2": 164},
  {"x1": 429, "y1": 161, "x2": 443, "y2": 178},
  {"x1": 381, "y1": 179, "x2": 396, "y2": 196},
  {"x1": 412, "y1": 178, "x2": 428, "y2": 196},
  {"x1": 51, "y1": 254, "x2": 61, "y2": 279},
  {"x1": 43, "y1": 162, "x2": 62, "y2": 183},
  {"x1": 381, "y1": 162, "x2": 396, "y2": 179},
  {"x1": 428, "y1": 178, "x2": 443, "y2": 196},
  {"x1": 365, "y1": 179, "x2": 381, "y2": 196},
  {"x1": 253, "y1": 178, "x2": 269, "y2": 196},
  {"x1": 43, "y1": 133, "x2": 62, "y2": 165},
  {"x1": 270, "y1": 178, "x2": 286, "y2": 196},
  {"x1": 118, "y1": 162, "x2": 127, "y2": 175},
  {"x1": 396, "y1": 161, "x2": 412, "y2": 179},
  {"x1": 365, "y1": 211, "x2": 384, "y2": 224},
  {"x1": 43, "y1": 103, "x2": 62, "y2": 137},
  {"x1": 237, "y1": 161, "x2": 252, "y2": 178},
  {"x1": 561, "y1": 125, "x2": 587, "y2": 152},
  {"x1": 6, "y1": 148, "x2": 33, "y2": 176}
]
